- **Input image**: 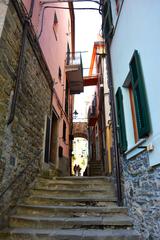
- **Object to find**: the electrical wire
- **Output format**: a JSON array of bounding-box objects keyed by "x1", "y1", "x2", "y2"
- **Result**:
[
  {"x1": 40, "y1": 0, "x2": 104, "y2": 14},
  {"x1": 40, "y1": 0, "x2": 103, "y2": 6},
  {"x1": 38, "y1": 5, "x2": 100, "y2": 39}
]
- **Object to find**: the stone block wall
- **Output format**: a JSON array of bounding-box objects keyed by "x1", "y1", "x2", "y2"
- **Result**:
[
  {"x1": 122, "y1": 152, "x2": 160, "y2": 239},
  {"x1": 0, "y1": 0, "x2": 52, "y2": 226}
]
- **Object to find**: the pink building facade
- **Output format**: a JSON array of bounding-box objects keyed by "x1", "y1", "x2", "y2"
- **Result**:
[
  {"x1": 0, "y1": 0, "x2": 79, "y2": 225},
  {"x1": 23, "y1": 0, "x2": 75, "y2": 175}
]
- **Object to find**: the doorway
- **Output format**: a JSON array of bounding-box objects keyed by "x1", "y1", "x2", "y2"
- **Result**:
[
  {"x1": 72, "y1": 137, "x2": 88, "y2": 176},
  {"x1": 50, "y1": 109, "x2": 59, "y2": 164}
]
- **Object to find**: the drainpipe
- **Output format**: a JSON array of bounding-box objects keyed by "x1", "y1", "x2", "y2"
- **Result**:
[
  {"x1": 7, "y1": 0, "x2": 35, "y2": 125},
  {"x1": 105, "y1": 40, "x2": 122, "y2": 206}
]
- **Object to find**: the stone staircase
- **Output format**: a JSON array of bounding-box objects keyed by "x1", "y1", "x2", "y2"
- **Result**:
[
  {"x1": 0, "y1": 176, "x2": 141, "y2": 239},
  {"x1": 89, "y1": 161, "x2": 104, "y2": 176}
]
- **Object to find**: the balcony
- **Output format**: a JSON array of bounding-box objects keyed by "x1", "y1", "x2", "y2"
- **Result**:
[
  {"x1": 88, "y1": 95, "x2": 98, "y2": 126},
  {"x1": 83, "y1": 75, "x2": 98, "y2": 87},
  {"x1": 65, "y1": 52, "x2": 84, "y2": 94}
]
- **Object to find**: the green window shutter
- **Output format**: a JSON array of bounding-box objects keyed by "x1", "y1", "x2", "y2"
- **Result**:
[
  {"x1": 102, "y1": 0, "x2": 113, "y2": 38},
  {"x1": 130, "y1": 50, "x2": 151, "y2": 138},
  {"x1": 116, "y1": 87, "x2": 127, "y2": 153}
]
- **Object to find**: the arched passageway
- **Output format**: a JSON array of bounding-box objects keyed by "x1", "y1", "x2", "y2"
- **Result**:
[
  {"x1": 72, "y1": 137, "x2": 88, "y2": 176},
  {"x1": 72, "y1": 122, "x2": 88, "y2": 140}
]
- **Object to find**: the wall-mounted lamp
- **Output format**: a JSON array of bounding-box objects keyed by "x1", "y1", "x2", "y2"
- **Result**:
[{"x1": 73, "y1": 110, "x2": 78, "y2": 119}]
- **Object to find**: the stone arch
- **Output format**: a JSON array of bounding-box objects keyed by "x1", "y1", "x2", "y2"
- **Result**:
[
  {"x1": 73, "y1": 122, "x2": 88, "y2": 140},
  {"x1": 74, "y1": 132, "x2": 88, "y2": 140}
]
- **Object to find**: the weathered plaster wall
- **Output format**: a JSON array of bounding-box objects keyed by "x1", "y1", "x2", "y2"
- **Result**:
[
  {"x1": 110, "y1": 0, "x2": 160, "y2": 166},
  {"x1": 122, "y1": 152, "x2": 160, "y2": 239},
  {"x1": 1, "y1": 0, "x2": 72, "y2": 181},
  {"x1": 39, "y1": 2, "x2": 71, "y2": 163},
  {"x1": 23, "y1": 1, "x2": 73, "y2": 171},
  {"x1": 0, "y1": 0, "x2": 51, "y2": 225}
]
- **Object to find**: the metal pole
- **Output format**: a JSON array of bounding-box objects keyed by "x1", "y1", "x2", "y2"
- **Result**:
[
  {"x1": 8, "y1": 0, "x2": 35, "y2": 125},
  {"x1": 105, "y1": 40, "x2": 122, "y2": 206}
]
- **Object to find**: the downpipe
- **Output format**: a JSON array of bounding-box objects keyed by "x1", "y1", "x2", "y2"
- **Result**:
[
  {"x1": 7, "y1": 0, "x2": 35, "y2": 125},
  {"x1": 105, "y1": 40, "x2": 122, "y2": 206}
]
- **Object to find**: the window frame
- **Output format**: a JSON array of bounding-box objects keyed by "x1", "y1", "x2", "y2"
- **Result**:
[
  {"x1": 129, "y1": 50, "x2": 151, "y2": 138},
  {"x1": 115, "y1": 87, "x2": 128, "y2": 153},
  {"x1": 128, "y1": 84, "x2": 139, "y2": 143},
  {"x1": 63, "y1": 120, "x2": 66, "y2": 142}
]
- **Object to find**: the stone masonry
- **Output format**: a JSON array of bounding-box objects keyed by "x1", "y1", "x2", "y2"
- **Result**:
[
  {"x1": 73, "y1": 122, "x2": 88, "y2": 140},
  {"x1": 122, "y1": 151, "x2": 160, "y2": 239},
  {"x1": 0, "y1": 176, "x2": 141, "y2": 239},
  {"x1": 0, "y1": 0, "x2": 52, "y2": 226}
]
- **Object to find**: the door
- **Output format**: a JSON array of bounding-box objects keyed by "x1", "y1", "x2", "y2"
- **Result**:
[{"x1": 44, "y1": 116, "x2": 51, "y2": 163}]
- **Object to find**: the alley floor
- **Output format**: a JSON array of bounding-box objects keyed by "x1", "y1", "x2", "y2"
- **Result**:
[{"x1": 0, "y1": 175, "x2": 141, "y2": 239}]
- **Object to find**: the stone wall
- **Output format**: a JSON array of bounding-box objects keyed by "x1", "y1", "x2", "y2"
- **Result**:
[
  {"x1": 0, "y1": 0, "x2": 52, "y2": 226},
  {"x1": 122, "y1": 151, "x2": 160, "y2": 239}
]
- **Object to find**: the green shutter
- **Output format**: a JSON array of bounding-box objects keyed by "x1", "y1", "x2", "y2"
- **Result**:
[
  {"x1": 130, "y1": 50, "x2": 151, "y2": 138},
  {"x1": 116, "y1": 87, "x2": 127, "y2": 153},
  {"x1": 102, "y1": 0, "x2": 113, "y2": 38}
]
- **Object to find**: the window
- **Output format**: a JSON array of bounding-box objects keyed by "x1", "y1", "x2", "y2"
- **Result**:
[
  {"x1": 128, "y1": 83, "x2": 139, "y2": 142},
  {"x1": 63, "y1": 121, "x2": 66, "y2": 142},
  {"x1": 115, "y1": 0, "x2": 119, "y2": 13},
  {"x1": 44, "y1": 116, "x2": 51, "y2": 163},
  {"x1": 58, "y1": 66, "x2": 62, "y2": 81},
  {"x1": 115, "y1": 0, "x2": 122, "y2": 14},
  {"x1": 116, "y1": 87, "x2": 127, "y2": 153},
  {"x1": 129, "y1": 50, "x2": 151, "y2": 138},
  {"x1": 123, "y1": 50, "x2": 151, "y2": 142},
  {"x1": 65, "y1": 80, "x2": 69, "y2": 115},
  {"x1": 102, "y1": 0, "x2": 113, "y2": 38},
  {"x1": 66, "y1": 43, "x2": 70, "y2": 65},
  {"x1": 54, "y1": 12, "x2": 58, "y2": 25},
  {"x1": 59, "y1": 146, "x2": 63, "y2": 157},
  {"x1": 53, "y1": 12, "x2": 58, "y2": 41}
]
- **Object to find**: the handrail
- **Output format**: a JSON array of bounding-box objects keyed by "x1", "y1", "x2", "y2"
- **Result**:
[{"x1": 0, "y1": 161, "x2": 38, "y2": 199}]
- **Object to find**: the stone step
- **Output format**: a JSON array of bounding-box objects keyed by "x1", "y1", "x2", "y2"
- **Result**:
[
  {"x1": 0, "y1": 228, "x2": 141, "y2": 240},
  {"x1": 34, "y1": 180, "x2": 114, "y2": 190},
  {"x1": 34, "y1": 182, "x2": 113, "y2": 190},
  {"x1": 0, "y1": 176, "x2": 141, "y2": 240},
  {"x1": 90, "y1": 171, "x2": 103, "y2": 174},
  {"x1": 10, "y1": 215, "x2": 133, "y2": 229},
  {"x1": 23, "y1": 195, "x2": 117, "y2": 206},
  {"x1": 90, "y1": 172, "x2": 104, "y2": 175},
  {"x1": 89, "y1": 169, "x2": 103, "y2": 172},
  {"x1": 89, "y1": 166, "x2": 103, "y2": 168},
  {"x1": 89, "y1": 165, "x2": 103, "y2": 168},
  {"x1": 34, "y1": 178, "x2": 114, "y2": 190},
  {"x1": 16, "y1": 204, "x2": 128, "y2": 217},
  {"x1": 90, "y1": 174, "x2": 105, "y2": 176},
  {"x1": 89, "y1": 166, "x2": 103, "y2": 169},
  {"x1": 30, "y1": 188, "x2": 115, "y2": 197},
  {"x1": 36, "y1": 176, "x2": 111, "y2": 185},
  {"x1": 55, "y1": 176, "x2": 109, "y2": 181},
  {"x1": 89, "y1": 172, "x2": 104, "y2": 176}
]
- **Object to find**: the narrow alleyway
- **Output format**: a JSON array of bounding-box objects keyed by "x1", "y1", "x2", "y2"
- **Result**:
[
  {"x1": 0, "y1": 174, "x2": 141, "y2": 239},
  {"x1": 1, "y1": 0, "x2": 159, "y2": 239}
]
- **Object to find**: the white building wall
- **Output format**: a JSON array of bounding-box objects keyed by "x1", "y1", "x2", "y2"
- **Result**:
[
  {"x1": 103, "y1": 58, "x2": 110, "y2": 126},
  {"x1": 110, "y1": 0, "x2": 160, "y2": 166}
]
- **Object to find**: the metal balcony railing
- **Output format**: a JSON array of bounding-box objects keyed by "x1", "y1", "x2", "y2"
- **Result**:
[
  {"x1": 66, "y1": 52, "x2": 83, "y2": 71},
  {"x1": 65, "y1": 52, "x2": 83, "y2": 94},
  {"x1": 88, "y1": 95, "x2": 97, "y2": 126}
]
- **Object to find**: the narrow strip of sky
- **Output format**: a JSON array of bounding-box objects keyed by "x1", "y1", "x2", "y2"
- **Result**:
[{"x1": 73, "y1": 1, "x2": 102, "y2": 121}]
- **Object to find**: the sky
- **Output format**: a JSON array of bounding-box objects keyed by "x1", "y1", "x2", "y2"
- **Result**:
[{"x1": 73, "y1": 1, "x2": 102, "y2": 121}]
